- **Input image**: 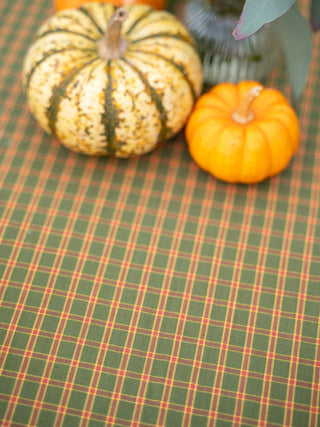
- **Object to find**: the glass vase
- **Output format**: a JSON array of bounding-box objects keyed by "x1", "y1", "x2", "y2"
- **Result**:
[{"x1": 175, "y1": 0, "x2": 280, "y2": 86}]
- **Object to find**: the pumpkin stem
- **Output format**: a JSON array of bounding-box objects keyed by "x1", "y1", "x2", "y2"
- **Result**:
[
  {"x1": 98, "y1": 7, "x2": 129, "y2": 60},
  {"x1": 232, "y1": 85, "x2": 263, "y2": 124}
]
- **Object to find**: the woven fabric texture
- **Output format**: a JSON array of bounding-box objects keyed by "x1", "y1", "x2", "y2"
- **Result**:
[{"x1": 0, "y1": 1, "x2": 319, "y2": 426}]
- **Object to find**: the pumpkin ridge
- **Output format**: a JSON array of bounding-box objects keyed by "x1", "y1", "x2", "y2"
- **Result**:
[
  {"x1": 121, "y1": 57, "x2": 169, "y2": 140},
  {"x1": 187, "y1": 110, "x2": 227, "y2": 136},
  {"x1": 38, "y1": 28, "x2": 98, "y2": 43},
  {"x1": 129, "y1": 49, "x2": 197, "y2": 101},
  {"x1": 130, "y1": 32, "x2": 195, "y2": 48},
  {"x1": 200, "y1": 121, "x2": 227, "y2": 172},
  {"x1": 125, "y1": 8, "x2": 154, "y2": 35},
  {"x1": 239, "y1": 126, "x2": 247, "y2": 181},
  {"x1": 268, "y1": 111, "x2": 299, "y2": 155},
  {"x1": 252, "y1": 122, "x2": 273, "y2": 176},
  {"x1": 46, "y1": 57, "x2": 99, "y2": 135},
  {"x1": 78, "y1": 5, "x2": 105, "y2": 35},
  {"x1": 205, "y1": 84, "x2": 238, "y2": 112},
  {"x1": 207, "y1": 90, "x2": 235, "y2": 114},
  {"x1": 272, "y1": 116, "x2": 296, "y2": 159},
  {"x1": 24, "y1": 48, "x2": 97, "y2": 91}
]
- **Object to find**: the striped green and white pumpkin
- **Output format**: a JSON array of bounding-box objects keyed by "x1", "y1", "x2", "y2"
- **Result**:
[{"x1": 23, "y1": 2, "x2": 203, "y2": 157}]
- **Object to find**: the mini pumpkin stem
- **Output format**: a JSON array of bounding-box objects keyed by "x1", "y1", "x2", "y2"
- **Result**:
[
  {"x1": 98, "y1": 7, "x2": 129, "y2": 60},
  {"x1": 232, "y1": 85, "x2": 263, "y2": 124}
]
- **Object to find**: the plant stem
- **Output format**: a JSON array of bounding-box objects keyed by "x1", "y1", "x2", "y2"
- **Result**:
[
  {"x1": 232, "y1": 85, "x2": 263, "y2": 124},
  {"x1": 98, "y1": 7, "x2": 129, "y2": 60}
]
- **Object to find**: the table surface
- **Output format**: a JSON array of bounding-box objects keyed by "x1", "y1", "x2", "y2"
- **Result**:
[{"x1": 1, "y1": 1, "x2": 320, "y2": 426}]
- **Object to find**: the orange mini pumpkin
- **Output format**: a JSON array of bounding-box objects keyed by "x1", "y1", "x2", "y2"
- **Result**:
[
  {"x1": 54, "y1": 0, "x2": 165, "y2": 11},
  {"x1": 186, "y1": 81, "x2": 300, "y2": 184}
]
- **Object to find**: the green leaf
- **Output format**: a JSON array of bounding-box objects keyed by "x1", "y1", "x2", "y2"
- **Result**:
[
  {"x1": 310, "y1": 0, "x2": 320, "y2": 31},
  {"x1": 233, "y1": 0, "x2": 295, "y2": 40},
  {"x1": 271, "y1": 4, "x2": 312, "y2": 103}
]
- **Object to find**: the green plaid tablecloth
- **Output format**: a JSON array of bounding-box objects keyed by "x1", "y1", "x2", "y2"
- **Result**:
[{"x1": 0, "y1": 1, "x2": 319, "y2": 426}]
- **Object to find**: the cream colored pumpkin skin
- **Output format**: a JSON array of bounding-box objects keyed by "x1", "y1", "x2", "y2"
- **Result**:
[{"x1": 23, "y1": 3, "x2": 203, "y2": 157}]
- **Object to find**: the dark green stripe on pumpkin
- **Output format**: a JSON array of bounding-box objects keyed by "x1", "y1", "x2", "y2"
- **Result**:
[
  {"x1": 130, "y1": 49, "x2": 197, "y2": 102},
  {"x1": 100, "y1": 61, "x2": 120, "y2": 155},
  {"x1": 130, "y1": 31, "x2": 195, "y2": 48},
  {"x1": 46, "y1": 57, "x2": 99, "y2": 135},
  {"x1": 38, "y1": 29, "x2": 98, "y2": 43},
  {"x1": 122, "y1": 58, "x2": 169, "y2": 140},
  {"x1": 125, "y1": 8, "x2": 155, "y2": 36},
  {"x1": 78, "y1": 6, "x2": 104, "y2": 35},
  {"x1": 24, "y1": 48, "x2": 97, "y2": 91}
]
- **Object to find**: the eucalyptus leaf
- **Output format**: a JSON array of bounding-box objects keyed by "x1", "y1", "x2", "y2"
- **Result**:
[
  {"x1": 233, "y1": 0, "x2": 295, "y2": 40},
  {"x1": 271, "y1": 4, "x2": 312, "y2": 104},
  {"x1": 310, "y1": 0, "x2": 320, "y2": 31}
]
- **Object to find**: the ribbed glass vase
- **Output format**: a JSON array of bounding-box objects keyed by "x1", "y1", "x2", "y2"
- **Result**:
[{"x1": 176, "y1": 0, "x2": 280, "y2": 86}]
